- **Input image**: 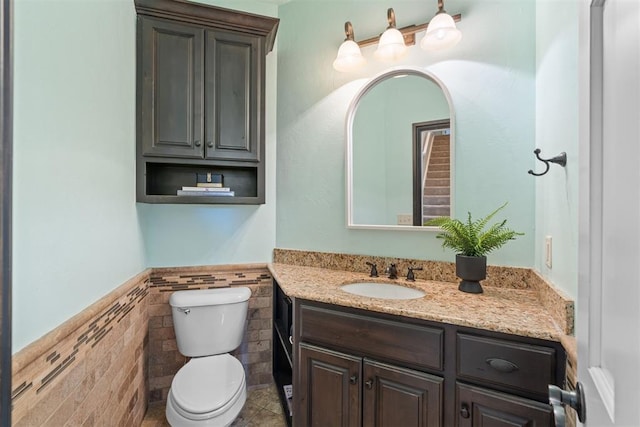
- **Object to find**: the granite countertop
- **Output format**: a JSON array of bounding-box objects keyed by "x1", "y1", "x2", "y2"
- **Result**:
[{"x1": 269, "y1": 263, "x2": 568, "y2": 342}]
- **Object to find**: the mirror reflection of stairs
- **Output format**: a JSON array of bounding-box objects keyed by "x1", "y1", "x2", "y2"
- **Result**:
[{"x1": 423, "y1": 134, "x2": 450, "y2": 224}]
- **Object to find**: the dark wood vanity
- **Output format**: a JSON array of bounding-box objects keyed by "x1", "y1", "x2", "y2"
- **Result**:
[{"x1": 274, "y1": 279, "x2": 566, "y2": 427}]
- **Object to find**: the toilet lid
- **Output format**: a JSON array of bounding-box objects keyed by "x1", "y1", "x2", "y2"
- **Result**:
[{"x1": 171, "y1": 354, "x2": 245, "y2": 416}]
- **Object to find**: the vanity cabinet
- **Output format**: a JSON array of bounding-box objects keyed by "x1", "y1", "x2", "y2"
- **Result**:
[
  {"x1": 134, "y1": 0, "x2": 278, "y2": 204},
  {"x1": 273, "y1": 281, "x2": 293, "y2": 426},
  {"x1": 289, "y1": 299, "x2": 565, "y2": 427},
  {"x1": 299, "y1": 343, "x2": 443, "y2": 427}
]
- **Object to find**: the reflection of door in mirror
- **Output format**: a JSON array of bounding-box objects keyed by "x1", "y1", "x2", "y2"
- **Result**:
[
  {"x1": 349, "y1": 69, "x2": 452, "y2": 228},
  {"x1": 413, "y1": 120, "x2": 450, "y2": 226}
]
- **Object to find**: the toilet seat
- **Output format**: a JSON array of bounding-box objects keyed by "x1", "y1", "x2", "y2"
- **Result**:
[{"x1": 169, "y1": 354, "x2": 246, "y2": 421}]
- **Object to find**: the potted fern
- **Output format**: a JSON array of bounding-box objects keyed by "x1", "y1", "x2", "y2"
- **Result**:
[{"x1": 426, "y1": 203, "x2": 524, "y2": 294}]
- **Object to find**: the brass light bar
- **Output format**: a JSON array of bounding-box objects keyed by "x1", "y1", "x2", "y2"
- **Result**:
[{"x1": 356, "y1": 13, "x2": 461, "y2": 48}]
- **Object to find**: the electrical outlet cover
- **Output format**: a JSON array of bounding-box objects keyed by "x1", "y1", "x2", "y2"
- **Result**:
[{"x1": 545, "y1": 236, "x2": 552, "y2": 268}]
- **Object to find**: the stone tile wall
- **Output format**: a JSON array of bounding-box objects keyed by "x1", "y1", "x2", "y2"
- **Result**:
[
  {"x1": 11, "y1": 272, "x2": 150, "y2": 426},
  {"x1": 147, "y1": 265, "x2": 273, "y2": 403},
  {"x1": 11, "y1": 264, "x2": 274, "y2": 424}
]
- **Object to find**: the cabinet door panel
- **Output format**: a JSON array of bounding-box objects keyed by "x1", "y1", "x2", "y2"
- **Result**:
[
  {"x1": 205, "y1": 31, "x2": 260, "y2": 161},
  {"x1": 298, "y1": 344, "x2": 361, "y2": 427},
  {"x1": 456, "y1": 382, "x2": 552, "y2": 427},
  {"x1": 140, "y1": 18, "x2": 204, "y2": 158},
  {"x1": 363, "y1": 360, "x2": 443, "y2": 427}
]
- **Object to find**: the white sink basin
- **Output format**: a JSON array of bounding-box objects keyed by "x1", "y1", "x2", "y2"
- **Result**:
[{"x1": 340, "y1": 282, "x2": 425, "y2": 300}]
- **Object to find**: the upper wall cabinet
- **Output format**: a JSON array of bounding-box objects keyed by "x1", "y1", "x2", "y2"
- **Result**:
[{"x1": 134, "y1": 0, "x2": 278, "y2": 204}]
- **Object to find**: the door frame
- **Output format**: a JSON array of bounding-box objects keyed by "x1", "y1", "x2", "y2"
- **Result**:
[
  {"x1": 578, "y1": 0, "x2": 640, "y2": 424},
  {"x1": 0, "y1": 0, "x2": 13, "y2": 425}
]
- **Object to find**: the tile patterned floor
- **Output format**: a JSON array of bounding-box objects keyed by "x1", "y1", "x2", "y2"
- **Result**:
[{"x1": 141, "y1": 382, "x2": 287, "y2": 427}]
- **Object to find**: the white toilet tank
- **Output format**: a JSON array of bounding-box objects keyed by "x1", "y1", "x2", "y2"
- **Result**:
[{"x1": 169, "y1": 287, "x2": 252, "y2": 357}]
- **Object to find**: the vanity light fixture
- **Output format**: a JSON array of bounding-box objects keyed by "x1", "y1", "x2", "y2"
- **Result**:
[
  {"x1": 333, "y1": 2, "x2": 462, "y2": 72},
  {"x1": 333, "y1": 21, "x2": 367, "y2": 72},
  {"x1": 374, "y1": 8, "x2": 408, "y2": 62},
  {"x1": 420, "y1": 0, "x2": 462, "y2": 51}
]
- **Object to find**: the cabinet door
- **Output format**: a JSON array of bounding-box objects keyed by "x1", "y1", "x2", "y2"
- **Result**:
[
  {"x1": 298, "y1": 343, "x2": 361, "y2": 427},
  {"x1": 139, "y1": 18, "x2": 204, "y2": 158},
  {"x1": 205, "y1": 31, "x2": 260, "y2": 161},
  {"x1": 456, "y1": 383, "x2": 553, "y2": 427},
  {"x1": 363, "y1": 359, "x2": 443, "y2": 427}
]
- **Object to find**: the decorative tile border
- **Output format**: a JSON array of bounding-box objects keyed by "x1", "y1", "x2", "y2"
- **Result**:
[
  {"x1": 13, "y1": 283, "x2": 148, "y2": 404},
  {"x1": 12, "y1": 271, "x2": 150, "y2": 426},
  {"x1": 12, "y1": 263, "x2": 276, "y2": 424}
]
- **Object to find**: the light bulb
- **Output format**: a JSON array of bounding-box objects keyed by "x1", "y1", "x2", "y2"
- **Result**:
[
  {"x1": 421, "y1": 12, "x2": 461, "y2": 51},
  {"x1": 333, "y1": 39, "x2": 366, "y2": 72},
  {"x1": 374, "y1": 28, "x2": 407, "y2": 62}
]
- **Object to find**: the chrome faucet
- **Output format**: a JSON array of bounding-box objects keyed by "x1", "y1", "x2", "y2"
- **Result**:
[{"x1": 385, "y1": 263, "x2": 398, "y2": 280}]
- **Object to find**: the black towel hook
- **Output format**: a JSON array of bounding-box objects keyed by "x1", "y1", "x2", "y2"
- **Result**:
[{"x1": 528, "y1": 148, "x2": 567, "y2": 177}]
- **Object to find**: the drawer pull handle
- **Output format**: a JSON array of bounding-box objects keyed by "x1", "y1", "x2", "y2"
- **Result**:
[
  {"x1": 365, "y1": 379, "x2": 374, "y2": 389},
  {"x1": 486, "y1": 358, "x2": 519, "y2": 373},
  {"x1": 349, "y1": 375, "x2": 358, "y2": 384},
  {"x1": 460, "y1": 403, "x2": 470, "y2": 419}
]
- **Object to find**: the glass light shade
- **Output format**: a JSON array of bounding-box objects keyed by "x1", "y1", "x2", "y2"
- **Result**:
[
  {"x1": 333, "y1": 40, "x2": 366, "y2": 72},
  {"x1": 420, "y1": 12, "x2": 462, "y2": 51},
  {"x1": 374, "y1": 28, "x2": 407, "y2": 62}
]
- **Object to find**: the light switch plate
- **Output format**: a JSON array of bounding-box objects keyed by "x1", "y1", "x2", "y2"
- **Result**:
[{"x1": 545, "y1": 236, "x2": 553, "y2": 268}]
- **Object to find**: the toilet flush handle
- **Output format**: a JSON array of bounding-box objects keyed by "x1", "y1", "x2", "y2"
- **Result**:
[{"x1": 177, "y1": 307, "x2": 191, "y2": 315}]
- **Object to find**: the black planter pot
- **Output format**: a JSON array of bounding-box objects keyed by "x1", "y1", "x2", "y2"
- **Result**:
[{"x1": 455, "y1": 254, "x2": 487, "y2": 294}]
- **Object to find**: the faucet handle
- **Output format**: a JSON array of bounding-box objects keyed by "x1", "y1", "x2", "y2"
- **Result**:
[
  {"x1": 406, "y1": 266, "x2": 423, "y2": 281},
  {"x1": 365, "y1": 261, "x2": 378, "y2": 277}
]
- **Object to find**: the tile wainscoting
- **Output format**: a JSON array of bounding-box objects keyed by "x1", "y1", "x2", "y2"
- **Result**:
[
  {"x1": 11, "y1": 272, "x2": 150, "y2": 426},
  {"x1": 11, "y1": 264, "x2": 273, "y2": 425}
]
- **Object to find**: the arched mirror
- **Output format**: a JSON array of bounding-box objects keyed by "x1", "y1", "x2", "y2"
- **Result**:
[{"x1": 346, "y1": 67, "x2": 455, "y2": 229}]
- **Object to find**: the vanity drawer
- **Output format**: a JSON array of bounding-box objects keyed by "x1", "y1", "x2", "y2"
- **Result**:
[
  {"x1": 457, "y1": 333, "x2": 556, "y2": 397},
  {"x1": 299, "y1": 303, "x2": 443, "y2": 370}
]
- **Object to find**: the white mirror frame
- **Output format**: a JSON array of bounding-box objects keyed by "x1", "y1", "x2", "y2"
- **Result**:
[{"x1": 346, "y1": 66, "x2": 456, "y2": 230}]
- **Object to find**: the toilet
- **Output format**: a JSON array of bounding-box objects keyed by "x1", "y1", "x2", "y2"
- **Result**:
[{"x1": 166, "y1": 287, "x2": 252, "y2": 427}]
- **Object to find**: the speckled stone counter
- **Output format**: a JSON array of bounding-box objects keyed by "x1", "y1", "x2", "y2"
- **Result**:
[{"x1": 268, "y1": 262, "x2": 571, "y2": 343}]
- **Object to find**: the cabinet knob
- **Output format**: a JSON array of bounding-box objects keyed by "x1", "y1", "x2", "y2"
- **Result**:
[
  {"x1": 349, "y1": 375, "x2": 358, "y2": 384},
  {"x1": 460, "y1": 403, "x2": 470, "y2": 419},
  {"x1": 194, "y1": 140, "x2": 201, "y2": 147},
  {"x1": 207, "y1": 141, "x2": 214, "y2": 148},
  {"x1": 365, "y1": 379, "x2": 374, "y2": 389},
  {"x1": 485, "y1": 358, "x2": 519, "y2": 373}
]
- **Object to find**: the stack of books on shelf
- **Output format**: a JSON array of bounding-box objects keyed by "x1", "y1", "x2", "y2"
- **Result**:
[
  {"x1": 176, "y1": 186, "x2": 234, "y2": 197},
  {"x1": 177, "y1": 173, "x2": 234, "y2": 197}
]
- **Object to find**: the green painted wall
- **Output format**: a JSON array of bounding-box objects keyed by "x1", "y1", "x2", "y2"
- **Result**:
[
  {"x1": 276, "y1": 0, "x2": 536, "y2": 265},
  {"x1": 12, "y1": 0, "x2": 581, "y2": 353},
  {"x1": 535, "y1": 1, "x2": 579, "y2": 299},
  {"x1": 13, "y1": 0, "x2": 145, "y2": 351},
  {"x1": 12, "y1": 0, "x2": 277, "y2": 352}
]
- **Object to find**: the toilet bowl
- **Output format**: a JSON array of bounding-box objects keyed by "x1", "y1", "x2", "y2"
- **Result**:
[
  {"x1": 166, "y1": 287, "x2": 252, "y2": 427},
  {"x1": 166, "y1": 354, "x2": 246, "y2": 426}
]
